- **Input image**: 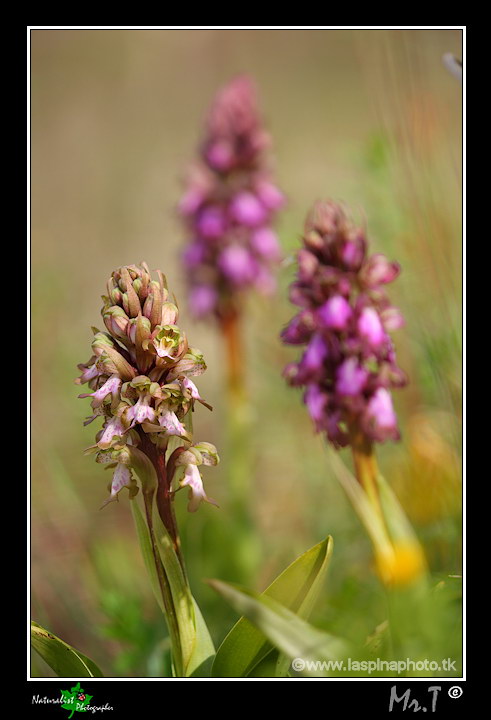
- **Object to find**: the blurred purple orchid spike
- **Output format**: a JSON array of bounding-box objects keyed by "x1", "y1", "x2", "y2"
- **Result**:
[
  {"x1": 76, "y1": 262, "x2": 220, "y2": 533},
  {"x1": 179, "y1": 75, "x2": 285, "y2": 323},
  {"x1": 281, "y1": 201, "x2": 423, "y2": 587},
  {"x1": 282, "y1": 201, "x2": 407, "y2": 450}
]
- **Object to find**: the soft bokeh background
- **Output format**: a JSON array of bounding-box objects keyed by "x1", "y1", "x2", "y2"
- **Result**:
[{"x1": 31, "y1": 28, "x2": 462, "y2": 677}]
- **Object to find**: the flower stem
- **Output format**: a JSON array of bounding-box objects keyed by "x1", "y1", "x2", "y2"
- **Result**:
[
  {"x1": 220, "y1": 308, "x2": 254, "y2": 510},
  {"x1": 138, "y1": 431, "x2": 185, "y2": 571},
  {"x1": 349, "y1": 425, "x2": 384, "y2": 523},
  {"x1": 220, "y1": 308, "x2": 246, "y2": 408}
]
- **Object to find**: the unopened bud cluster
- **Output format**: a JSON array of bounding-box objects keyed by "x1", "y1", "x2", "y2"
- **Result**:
[
  {"x1": 76, "y1": 262, "x2": 218, "y2": 510},
  {"x1": 180, "y1": 75, "x2": 285, "y2": 320},
  {"x1": 282, "y1": 202, "x2": 407, "y2": 448}
]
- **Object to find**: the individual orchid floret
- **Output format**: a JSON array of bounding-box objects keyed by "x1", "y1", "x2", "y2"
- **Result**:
[
  {"x1": 78, "y1": 375, "x2": 122, "y2": 408},
  {"x1": 75, "y1": 357, "x2": 101, "y2": 386},
  {"x1": 100, "y1": 462, "x2": 139, "y2": 509},
  {"x1": 173, "y1": 442, "x2": 220, "y2": 513},
  {"x1": 181, "y1": 464, "x2": 217, "y2": 513},
  {"x1": 76, "y1": 262, "x2": 219, "y2": 511},
  {"x1": 282, "y1": 201, "x2": 406, "y2": 448},
  {"x1": 181, "y1": 376, "x2": 212, "y2": 410},
  {"x1": 180, "y1": 75, "x2": 285, "y2": 321},
  {"x1": 363, "y1": 387, "x2": 399, "y2": 442},
  {"x1": 97, "y1": 415, "x2": 127, "y2": 450},
  {"x1": 151, "y1": 325, "x2": 186, "y2": 362},
  {"x1": 158, "y1": 409, "x2": 189, "y2": 438},
  {"x1": 85, "y1": 443, "x2": 139, "y2": 508}
]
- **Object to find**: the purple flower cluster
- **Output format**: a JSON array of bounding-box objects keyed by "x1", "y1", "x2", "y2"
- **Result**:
[
  {"x1": 282, "y1": 201, "x2": 407, "y2": 448},
  {"x1": 179, "y1": 75, "x2": 285, "y2": 320}
]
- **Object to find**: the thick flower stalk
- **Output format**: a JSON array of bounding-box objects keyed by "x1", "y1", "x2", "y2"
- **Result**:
[
  {"x1": 76, "y1": 262, "x2": 219, "y2": 537},
  {"x1": 180, "y1": 75, "x2": 285, "y2": 322},
  {"x1": 282, "y1": 201, "x2": 424, "y2": 587}
]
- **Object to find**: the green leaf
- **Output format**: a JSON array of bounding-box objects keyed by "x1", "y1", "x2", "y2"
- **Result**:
[
  {"x1": 327, "y1": 449, "x2": 393, "y2": 556},
  {"x1": 151, "y1": 508, "x2": 215, "y2": 677},
  {"x1": 30, "y1": 621, "x2": 103, "y2": 678},
  {"x1": 208, "y1": 581, "x2": 348, "y2": 677},
  {"x1": 129, "y1": 458, "x2": 186, "y2": 674},
  {"x1": 131, "y1": 497, "x2": 215, "y2": 677},
  {"x1": 130, "y1": 499, "x2": 165, "y2": 614},
  {"x1": 246, "y1": 649, "x2": 282, "y2": 677},
  {"x1": 187, "y1": 598, "x2": 215, "y2": 677},
  {"x1": 377, "y1": 473, "x2": 423, "y2": 547},
  {"x1": 212, "y1": 536, "x2": 333, "y2": 677}
]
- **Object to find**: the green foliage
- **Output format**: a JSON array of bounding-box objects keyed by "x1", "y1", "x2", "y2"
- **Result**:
[
  {"x1": 209, "y1": 580, "x2": 348, "y2": 677},
  {"x1": 131, "y1": 498, "x2": 215, "y2": 677},
  {"x1": 211, "y1": 537, "x2": 335, "y2": 677},
  {"x1": 30, "y1": 621, "x2": 103, "y2": 678}
]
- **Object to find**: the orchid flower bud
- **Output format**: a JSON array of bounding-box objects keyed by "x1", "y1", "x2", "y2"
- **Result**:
[
  {"x1": 230, "y1": 191, "x2": 266, "y2": 227},
  {"x1": 218, "y1": 245, "x2": 256, "y2": 285},
  {"x1": 297, "y1": 334, "x2": 328, "y2": 382},
  {"x1": 363, "y1": 388, "x2": 399, "y2": 442},
  {"x1": 318, "y1": 296, "x2": 352, "y2": 331},
  {"x1": 192, "y1": 442, "x2": 219, "y2": 466},
  {"x1": 360, "y1": 254, "x2": 400, "y2": 288},
  {"x1": 336, "y1": 358, "x2": 368, "y2": 397},
  {"x1": 161, "y1": 302, "x2": 179, "y2": 326},
  {"x1": 166, "y1": 347, "x2": 207, "y2": 381},
  {"x1": 357, "y1": 307, "x2": 386, "y2": 349},
  {"x1": 250, "y1": 228, "x2": 281, "y2": 261},
  {"x1": 103, "y1": 306, "x2": 130, "y2": 340}
]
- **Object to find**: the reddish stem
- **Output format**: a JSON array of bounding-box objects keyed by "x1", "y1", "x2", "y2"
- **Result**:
[
  {"x1": 137, "y1": 430, "x2": 183, "y2": 566},
  {"x1": 220, "y1": 308, "x2": 245, "y2": 404}
]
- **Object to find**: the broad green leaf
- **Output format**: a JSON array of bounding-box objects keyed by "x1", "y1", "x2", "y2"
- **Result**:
[
  {"x1": 31, "y1": 621, "x2": 103, "y2": 678},
  {"x1": 212, "y1": 536, "x2": 333, "y2": 677},
  {"x1": 209, "y1": 581, "x2": 348, "y2": 677},
  {"x1": 246, "y1": 649, "x2": 282, "y2": 677}
]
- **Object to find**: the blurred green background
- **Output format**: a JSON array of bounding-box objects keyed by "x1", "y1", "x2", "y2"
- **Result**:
[{"x1": 31, "y1": 28, "x2": 462, "y2": 677}]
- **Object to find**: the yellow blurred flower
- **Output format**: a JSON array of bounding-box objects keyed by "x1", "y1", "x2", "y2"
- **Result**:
[
  {"x1": 375, "y1": 540, "x2": 426, "y2": 587},
  {"x1": 392, "y1": 412, "x2": 461, "y2": 525}
]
